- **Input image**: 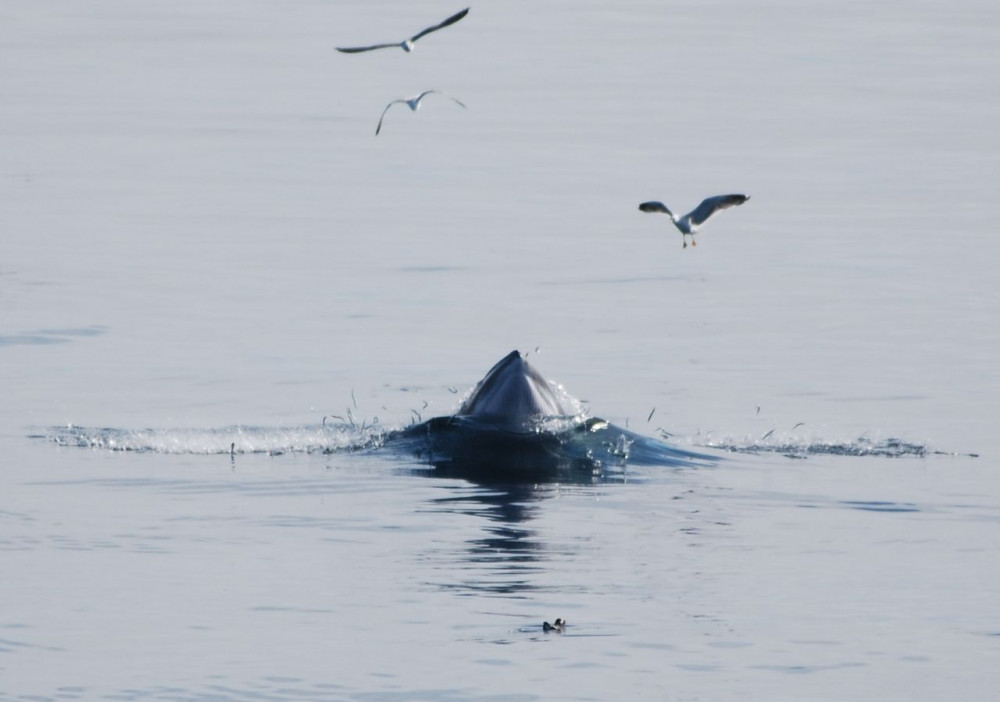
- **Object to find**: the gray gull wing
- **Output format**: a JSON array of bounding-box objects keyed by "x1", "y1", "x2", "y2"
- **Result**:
[
  {"x1": 687, "y1": 194, "x2": 749, "y2": 226},
  {"x1": 410, "y1": 7, "x2": 469, "y2": 43}
]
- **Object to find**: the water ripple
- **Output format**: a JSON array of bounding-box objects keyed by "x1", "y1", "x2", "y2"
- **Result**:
[{"x1": 0, "y1": 325, "x2": 107, "y2": 348}]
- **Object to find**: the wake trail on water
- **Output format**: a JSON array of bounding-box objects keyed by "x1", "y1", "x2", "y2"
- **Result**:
[
  {"x1": 41, "y1": 422, "x2": 393, "y2": 455},
  {"x1": 37, "y1": 423, "x2": 974, "y2": 461},
  {"x1": 685, "y1": 432, "x2": 978, "y2": 459}
]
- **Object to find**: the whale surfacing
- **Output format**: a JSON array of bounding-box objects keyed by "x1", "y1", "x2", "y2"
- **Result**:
[
  {"x1": 393, "y1": 350, "x2": 715, "y2": 478},
  {"x1": 456, "y1": 350, "x2": 577, "y2": 428}
]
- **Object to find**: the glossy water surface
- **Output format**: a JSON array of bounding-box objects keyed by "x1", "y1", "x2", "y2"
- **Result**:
[{"x1": 3, "y1": 1, "x2": 999, "y2": 700}]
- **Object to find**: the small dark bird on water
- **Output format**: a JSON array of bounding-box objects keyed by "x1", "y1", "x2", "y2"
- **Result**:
[
  {"x1": 639, "y1": 194, "x2": 750, "y2": 248},
  {"x1": 543, "y1": 618, "x2": 566, "y2": 633},
  {"x1": 337, "y1": 8, "x2": 470, "y2": 54}
]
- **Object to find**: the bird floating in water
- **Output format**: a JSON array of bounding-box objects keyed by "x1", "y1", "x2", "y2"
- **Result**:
[
  {"x1": 376, "y1": 90, "x2": 466, "y2": 135},
  {"x1": 639, "y1": 194, "x2": 750, "y2": 248},
  {"x1": 543, "y1": 618, "x2": 567, "y2": 633},
  {"x1": 337, "y1": 7, "x2": 470, "y2": 54}
]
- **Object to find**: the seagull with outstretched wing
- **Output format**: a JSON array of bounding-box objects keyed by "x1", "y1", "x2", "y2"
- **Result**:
[
  {"x1": 337, "y1": 7, "x2": 470, "y2": 53},
  {"x1": 638, "y1": 194, "x2": 750, "y2": 248},
  {"x1": 375, "y1": 90, "x2": 467, "y2": 135}
]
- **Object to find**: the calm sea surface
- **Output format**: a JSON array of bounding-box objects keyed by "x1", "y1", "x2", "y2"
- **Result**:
[{"x1": 3, "y1": 1, "x2": 999, "y2": 700}]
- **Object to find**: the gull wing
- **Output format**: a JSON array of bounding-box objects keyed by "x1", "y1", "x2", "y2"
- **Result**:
[
  {"x1": 336, "y1": 42, "x2": 403, "y2": 53},
  {"x1": 410, "y1": 7, "x2": 470, "y2": 43},
  {"x1": 687, "y1": 194, "x2": 749, "y2": 227},
  {"x1": 413, "y1": 90, "x2": 439, "y2": 106},
  {"x1": 375, "y1": 100, "x2": 405, "y2": 135},
  {"x1": 418, "y1": 90, "x2": 467, "y2": 109},
  {"x1": 638, "y1": 201, "x2": 672, "y2": 215}
]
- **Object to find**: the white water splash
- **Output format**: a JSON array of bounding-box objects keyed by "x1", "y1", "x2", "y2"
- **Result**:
[
  {"x1": 43, "y1": 422, "x2": 393, "y2": 455},
  {"x1": 686, "y1": 431, "x2": 977, "y2": 459}
]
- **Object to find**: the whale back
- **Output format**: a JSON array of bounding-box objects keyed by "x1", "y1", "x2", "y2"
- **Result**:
[
  {"x1": 457, "y1": 350, "x2": 574, "y2": 422},
  {"x1": 392, "y1": 350, "x2": 718, "y2": 474}
]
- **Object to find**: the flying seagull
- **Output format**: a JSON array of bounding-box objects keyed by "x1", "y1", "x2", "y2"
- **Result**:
[
  {"x1": 375, "y1": 90, "x2": 466, "y2": 135},
  {"x1": 638, "y1": 194, "x2": 750, "y2": 248},
  {"x1": 337, "y1": 7, "x2": 470, "y2": 54}
]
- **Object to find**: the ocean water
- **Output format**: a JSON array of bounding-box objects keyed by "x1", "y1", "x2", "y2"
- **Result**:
[{"x1": 3, "y1": 1, "x2": 999, "y2": 700}]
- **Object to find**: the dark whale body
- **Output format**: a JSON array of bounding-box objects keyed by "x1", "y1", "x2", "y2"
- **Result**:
[{"x1": 391, "y1": 351, "x2": 714, "y2": 481}]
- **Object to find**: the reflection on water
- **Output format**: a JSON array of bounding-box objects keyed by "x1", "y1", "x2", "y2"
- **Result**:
[
  {"x1": 421, "y1": 482, "x2": 550, "y2": 598},
  {"x1": 392, "y1": 419, "x2": 713, "y2": 596}
]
